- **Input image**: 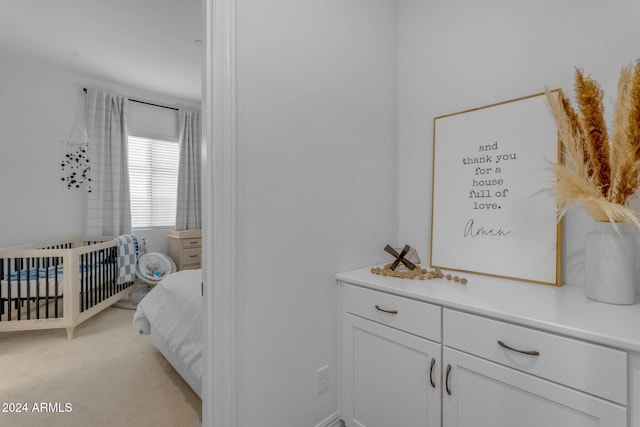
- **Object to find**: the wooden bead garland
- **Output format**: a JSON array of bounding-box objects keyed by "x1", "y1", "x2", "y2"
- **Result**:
[{"x1": 370, "y1": 264, "x2": 467, "y2": 284}]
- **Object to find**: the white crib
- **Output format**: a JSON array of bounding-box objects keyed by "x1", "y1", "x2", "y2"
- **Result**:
[{"x1": 0, "y1": 237, "x2": 136, "y2": 339}]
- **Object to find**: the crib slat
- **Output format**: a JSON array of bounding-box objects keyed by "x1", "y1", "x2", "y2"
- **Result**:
[
  {"x1": 81, "y1": 253, "x2": 85, "y2": 311},
  {"x1": 82, "y1": 253, "x2": 88, "y2": 312},
  {"x1": 92, "y1": 250, "x2": 96, "y2": 307},
  {"x1": 83, "y1": 253, "x2": 88, "y2": 312},
  {"x1": 89, "y1": 251, "x2": 93, "y2": 308},
  {"x1": 54, "y1": 257, "x2": 59, "y2": 318},
  {"x1": 86, "y1": 252, "x2": 90, "y2": 310},
  {"x1": 7, "y1": 260, "x2": 11, "y2": 321},
  {"x1": 84, "y1": 252, "x2": 89, "y2": 310},
  {"x1": 45, "y1": 257, "x2": 49, "y2": 318},
  {"x1": 0, "y1": 259, "x2": 4, "y2": 319},
  {"x1": 97, "y1": 250, "x2": 101, "y2": 303},
  {"x1": 88, "y1": 250, "x2": 93, "y2": 310},
  {"x1": 15, "y1": 258, "x2": 21, "y2": 321},
  {"x1": 114, "y1": 247, "x2": 119, "y2": 292},
  {"x1": 79, "y1": 254, "x2": 84, "y2": 312},
  {"x1": 35, "y1": 258, "x2": 40, "y2": 319},
  {"x1": 91, "y1": 251, "x2": 95, "y2": 308},
  {"x1": 111, "y1": 247, "x2": 116, "y2": 295},
  {"x1": 105, "y1": 249, "x2": 109, "y2": 300},
  {"x1": 25, "y1": 258, "x2": 31, "y2": 320},
  {"x1": 101, "y1": 250, "x2": 105, "y2": 302},
  {"x1": 89, "y1": 252, "x2": 93, "y2": 308},
  {"x1": 87, "y1": 252, "x2": 90, "y2": 310},
  {"x1": 88, "y1": 251, "x2": 93, "y2": 309},
  {"x1": 107, "y1": 248, "x2": 112, "y2": 296},
  {"x1": 110, "y1": 249, "x2": 114, "y2": 295},
  {"x1": 100, "y1": 249, "x2": 106, "y2": 302}
]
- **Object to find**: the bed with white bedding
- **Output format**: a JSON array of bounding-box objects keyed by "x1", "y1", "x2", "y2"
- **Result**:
[{"x1": 133, "y1": 268, "x2": 202, "y2": 397}]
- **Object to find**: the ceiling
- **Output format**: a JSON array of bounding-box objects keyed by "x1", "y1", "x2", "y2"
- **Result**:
[{"x1": 0, "y1": 0, "x2": 202, "y2": 102}]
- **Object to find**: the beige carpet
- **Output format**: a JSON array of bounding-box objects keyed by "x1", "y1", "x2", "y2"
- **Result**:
[{"x1": 0, "y1": 307, "x2": 201, "y2": 427}]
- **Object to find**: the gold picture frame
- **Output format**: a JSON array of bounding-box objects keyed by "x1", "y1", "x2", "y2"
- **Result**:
[{"x1": 430, "y1": 91, "x2": 562, "y2": 286}]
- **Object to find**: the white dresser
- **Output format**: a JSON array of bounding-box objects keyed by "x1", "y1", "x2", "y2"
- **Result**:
[
  {"x1": 337, "y1": 267, "x2": 640, "y2": 427},
  {"x1": 167, "y1": 229, "x2": 202, "y2": 271}
]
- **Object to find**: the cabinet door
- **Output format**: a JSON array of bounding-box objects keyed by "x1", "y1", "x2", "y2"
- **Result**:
[
  {"x1": 442, "y1": 347, "x2": 626, "y2": 427},
  {"x1": 631, "y1": 353, "x2": 640, "y2": 427},
  {"x1": 341, "y1": 314, "x2": 441, "y2": 427}
]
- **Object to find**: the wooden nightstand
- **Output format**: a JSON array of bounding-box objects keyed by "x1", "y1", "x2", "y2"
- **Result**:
[{"x1": 168, "y1": 229, "x2": 202, "y2": 271}]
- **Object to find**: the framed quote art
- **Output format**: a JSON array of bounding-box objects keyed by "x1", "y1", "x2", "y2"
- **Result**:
[{"x1": 430, "y1": 91, "x2": 562, "y2": 286}]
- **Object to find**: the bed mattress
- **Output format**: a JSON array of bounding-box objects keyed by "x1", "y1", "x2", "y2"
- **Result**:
[{"x1": 134, "y1": 269, "x2": 203, "y2": 385}]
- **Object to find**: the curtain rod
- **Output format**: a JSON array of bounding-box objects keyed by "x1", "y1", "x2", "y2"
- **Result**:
[{"x1": 82, "y1": 88, "x2": 179, "y2": 111}]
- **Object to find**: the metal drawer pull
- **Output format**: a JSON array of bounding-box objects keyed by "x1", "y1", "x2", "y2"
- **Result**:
[
  {"x1": 497, "y1": 340, "x2": 540, "y2": 356},
  {"x1": 429, "y1": 358, "x2": 436, "y2": 388},
  {"x1": 374, "y1": 305, "x2": 398, "y2": 315},
  {"x1": 445, "y1": 364, "x2": 452, "y2": 396}
]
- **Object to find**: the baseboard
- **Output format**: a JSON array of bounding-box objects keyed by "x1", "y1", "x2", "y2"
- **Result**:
[{"x1": 315, "y1": 412, "x2": 344, "y2": 427}]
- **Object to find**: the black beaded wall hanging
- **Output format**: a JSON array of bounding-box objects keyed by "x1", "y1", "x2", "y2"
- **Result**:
[{"x1": 61, "y1": 124, "x2": 92, "y2": 192}]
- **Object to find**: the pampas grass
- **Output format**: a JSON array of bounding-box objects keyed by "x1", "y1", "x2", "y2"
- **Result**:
[{"x1": 547, "y1": 61, "x2": 640, "y2": 226}]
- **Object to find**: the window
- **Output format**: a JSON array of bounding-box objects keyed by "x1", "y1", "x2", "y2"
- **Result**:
[{"x1": 128, "y1": 135, "x2": 180, "y2": 228}]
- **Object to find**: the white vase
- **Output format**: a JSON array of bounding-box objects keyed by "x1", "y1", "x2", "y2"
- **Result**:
[{"x1": 584, "y1": 221, "x2": 636, "y2": 305}]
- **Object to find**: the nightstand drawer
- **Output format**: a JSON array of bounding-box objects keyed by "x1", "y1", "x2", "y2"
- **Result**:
[
  {"x1": 443, "y1": 309, "x2": 627, "y2": 404},
  {"x1": 183, "y1": 248, "x2": 201, "y2": 264},
  {"x1": 182, "y1": 238, "x2": 202, "y2": 249},
  {"x1": 343, "y1": 284, "x2": 441, "y2": 342}
]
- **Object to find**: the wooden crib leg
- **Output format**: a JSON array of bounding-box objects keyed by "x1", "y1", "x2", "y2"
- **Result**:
[{"x1": 66, "y1": 327, "x2": 76, "y2": 341}]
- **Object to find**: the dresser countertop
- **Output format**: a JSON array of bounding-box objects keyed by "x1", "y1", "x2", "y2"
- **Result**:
[{"x1": 337, "y1": 266, "x2": 640, "y2": 354}]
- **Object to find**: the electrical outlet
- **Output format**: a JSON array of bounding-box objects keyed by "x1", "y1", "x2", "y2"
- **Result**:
[{"x1": 317, "y1": 365, "x2": 329, "y2": 396}]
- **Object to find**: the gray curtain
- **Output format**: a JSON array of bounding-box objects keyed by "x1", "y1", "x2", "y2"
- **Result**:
[
  {"x1": 175, "y1": 108, "x2": 202, "y2": 230},
  {"x1": 84, "y1": 89, "x2": 132, "y2": 236}
]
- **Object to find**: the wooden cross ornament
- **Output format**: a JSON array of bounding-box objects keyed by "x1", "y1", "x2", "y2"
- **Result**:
[{"x1": 384, "y1": 244, "x2": 416, "y2": 271}]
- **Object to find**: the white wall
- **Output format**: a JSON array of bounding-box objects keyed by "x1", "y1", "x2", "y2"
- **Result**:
[
  {"x1": 235, "y1": 0, "x2": 398, "y2": 425},
  {"x1": 0, "y1": 49, "x2": 86, "y2": 246},
  {"x1": 398, "y1": 0, "x2": 640, "y2": 286},
  {"x1": 0, "y1": 47, "x2": 198, "y2": 253}
]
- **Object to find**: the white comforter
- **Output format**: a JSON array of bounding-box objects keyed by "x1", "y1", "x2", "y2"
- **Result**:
[{"x1": 133, "y1": 269, "x2": 202, "y2": 382}]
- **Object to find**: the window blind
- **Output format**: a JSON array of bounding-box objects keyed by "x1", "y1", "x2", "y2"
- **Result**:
[{"x1": 128, "y1": 136, "x2": 180, "y2": 228}]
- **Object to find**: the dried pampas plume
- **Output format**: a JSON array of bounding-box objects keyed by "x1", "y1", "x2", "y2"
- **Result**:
[{"x1": 546, "y1": 61, "x2": 640, "y2": 226}]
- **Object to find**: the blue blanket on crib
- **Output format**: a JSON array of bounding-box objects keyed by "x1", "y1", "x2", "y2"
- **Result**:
[{"x1": 116, "y1": 234, "x2": 138, "y2": 285}]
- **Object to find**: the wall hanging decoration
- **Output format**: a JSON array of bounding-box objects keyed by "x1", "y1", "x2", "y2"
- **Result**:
[
  {"x1": 60, "y1": 123, "x2": 92, "y2": 192},
  {"x1": 431, "y1": 92, "x2": 561, "y2": 286},
  {"x1": 546, "y1": 62, "x2": 640, "y2": 304}
]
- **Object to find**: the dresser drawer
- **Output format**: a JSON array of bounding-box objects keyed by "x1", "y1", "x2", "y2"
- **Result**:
[
  {"x1": 182, "y1": 248, "x2": 201, "y2": 265},
  {"x1": 443, "y1": 309, "x2": 627, "y2": 404},
  {"x1": 182, "y1": 238, "x2": 202, "y2": 249},
  {"x1": 343, "y1": 284, "x2": 441, "y2": 342}
]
